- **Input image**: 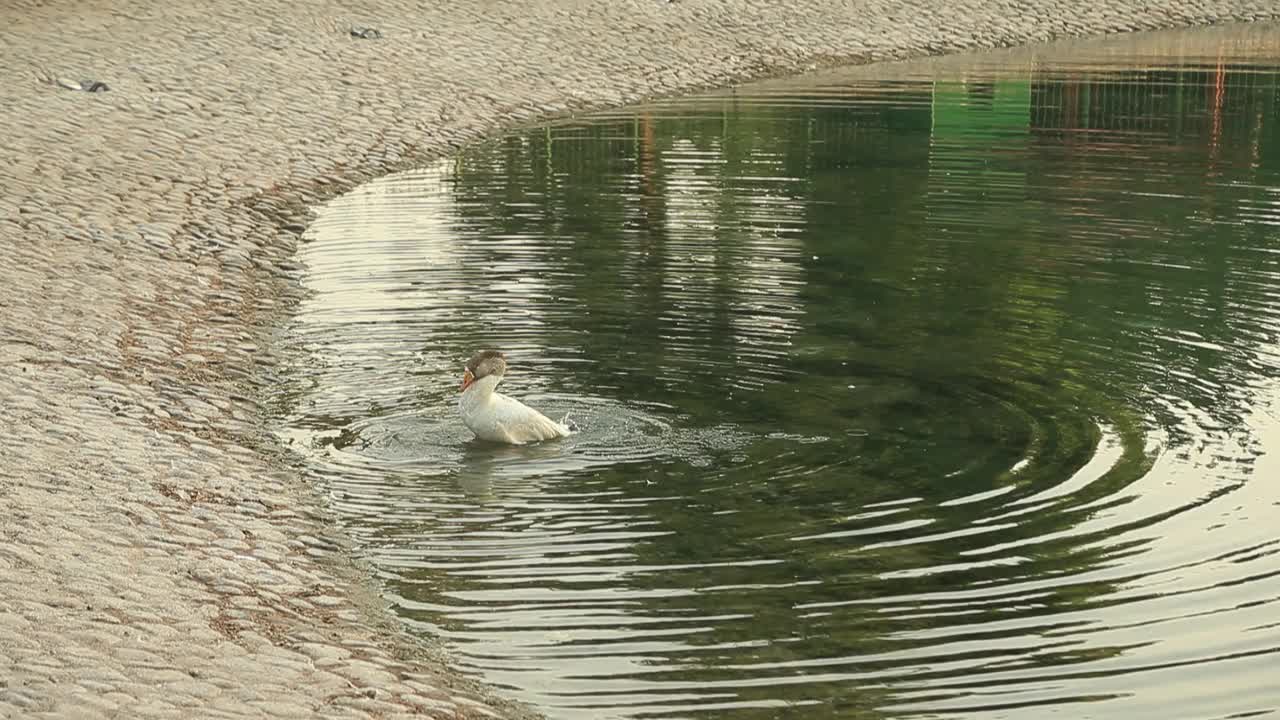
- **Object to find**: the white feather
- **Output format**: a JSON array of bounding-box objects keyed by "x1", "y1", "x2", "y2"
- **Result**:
[{"x1": 459, "y1": 375, "x2": 572, "y2": 444}]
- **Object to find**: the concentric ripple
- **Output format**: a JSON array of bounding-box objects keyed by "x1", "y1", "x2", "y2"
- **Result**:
[{"x1": 271, "y1": 25, "x2": 1280, "y2": 720}]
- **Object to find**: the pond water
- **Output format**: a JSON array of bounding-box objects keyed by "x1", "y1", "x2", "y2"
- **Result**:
[{"x1": 274, "y1": 25, "x2": 1280, "y2": 720}]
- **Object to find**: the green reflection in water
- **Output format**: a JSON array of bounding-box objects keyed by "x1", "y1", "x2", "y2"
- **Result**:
[{"x1": 276, "y1": 27, "x2": 1280, "y2": 720}]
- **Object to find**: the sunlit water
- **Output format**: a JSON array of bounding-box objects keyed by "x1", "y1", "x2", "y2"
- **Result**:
[{"x1": 272, "y1": 25, "x2": 1280, "y2": 719}]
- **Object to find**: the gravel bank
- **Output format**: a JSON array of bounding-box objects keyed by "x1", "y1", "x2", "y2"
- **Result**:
[{"x1": 2, "y1": 1, "x2": 1277, "y2": 718}]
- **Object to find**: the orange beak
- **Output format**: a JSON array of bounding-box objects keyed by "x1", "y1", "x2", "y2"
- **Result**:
[{"x1": 460, "y1": 368, "x2": 475, "y2": 392}]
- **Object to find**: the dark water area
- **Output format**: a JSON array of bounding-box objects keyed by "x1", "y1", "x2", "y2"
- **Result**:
[{"x1": 274, "y1": 25, "x2": 1280, "y2": 719}]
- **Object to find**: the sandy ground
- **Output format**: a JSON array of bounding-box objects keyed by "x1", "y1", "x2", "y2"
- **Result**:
[{"x1": 1, "y1": 1, "x2": 1277, "y2": 717}]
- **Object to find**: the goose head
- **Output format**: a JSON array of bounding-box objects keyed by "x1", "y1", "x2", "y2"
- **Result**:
[{"x1": 461, "y1": 350, "x2": 507, "y2": 393}]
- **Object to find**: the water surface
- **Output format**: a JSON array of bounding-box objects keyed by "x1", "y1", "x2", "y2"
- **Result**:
[{"x1": 274, "y1": 25, "x2": 1280, "y2": 719}]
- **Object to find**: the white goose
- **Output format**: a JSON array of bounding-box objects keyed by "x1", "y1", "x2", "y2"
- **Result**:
[{"x1": 458, "y1": 350, "x2": 573, "y2": 444}]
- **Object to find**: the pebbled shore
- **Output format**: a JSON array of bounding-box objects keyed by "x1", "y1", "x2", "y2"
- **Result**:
[{"x1": 1, "y1": 1, "x2": 1277, "y2": 718}]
